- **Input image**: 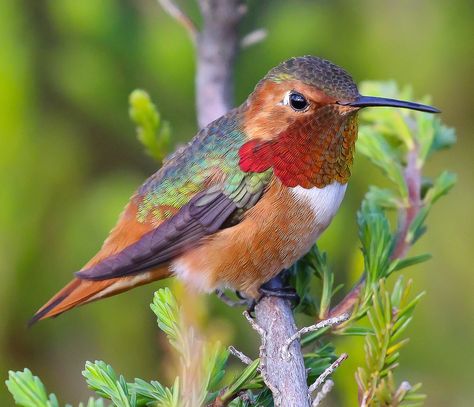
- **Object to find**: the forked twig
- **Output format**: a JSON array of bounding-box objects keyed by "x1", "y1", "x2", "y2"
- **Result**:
[
  {"x1": 281, "y1": 313, "x2": 350, "y2": 360},
  {"x1": 228, "y1": 345, "x2": 253, "y2": 366},
  {"x1": 156, "y1": 0, "x2": 198, "y2": 42},
  {"x1": 308, "y1": 353, "x2": 348, "y2": 395}
]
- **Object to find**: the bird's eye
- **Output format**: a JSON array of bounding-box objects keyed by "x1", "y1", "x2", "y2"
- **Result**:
[{"x1": 288, "y1": 92, "x2": 309, "y2": 111}]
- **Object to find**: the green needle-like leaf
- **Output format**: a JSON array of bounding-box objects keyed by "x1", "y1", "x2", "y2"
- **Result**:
[{"x1": 220, "y1": 359, "x2": 260, "y2": 403}]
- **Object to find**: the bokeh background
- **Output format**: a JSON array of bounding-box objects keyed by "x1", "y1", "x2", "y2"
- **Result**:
[{"x1": 1, "y1": 0, "x2": 473, "y2": 405}]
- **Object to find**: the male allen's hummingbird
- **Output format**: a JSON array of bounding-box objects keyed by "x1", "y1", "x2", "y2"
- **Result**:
[{"x1": 31, "y1": 56, "x2": 439, "y2": 324}]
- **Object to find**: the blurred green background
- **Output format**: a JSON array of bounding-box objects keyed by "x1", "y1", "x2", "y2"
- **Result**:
[{"x1": 1, "y1": 0, "x2": 472, "y2": 405}]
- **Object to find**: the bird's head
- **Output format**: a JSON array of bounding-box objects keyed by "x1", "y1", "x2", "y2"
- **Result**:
[{"x1": 239, "y1": 56, "x2": 439, "y2": 188}]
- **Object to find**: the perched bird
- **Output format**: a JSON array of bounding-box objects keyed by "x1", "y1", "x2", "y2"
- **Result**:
[{"x1": 31, "y1": 56, "x2": 439, "y2": 324}]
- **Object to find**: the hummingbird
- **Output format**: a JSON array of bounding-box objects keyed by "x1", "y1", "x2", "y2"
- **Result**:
[{"x1": 30, "y1": 56, "x2": 439, "y2": 324}]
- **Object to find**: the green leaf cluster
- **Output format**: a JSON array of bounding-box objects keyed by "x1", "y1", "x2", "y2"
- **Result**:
[
  {"x1": 5, "y1": 289, "x2": 232, "y2": 407},
  {"x1": 355, "y1": 278, "x2": 426, "y2": 406},
  {"x1": 129, "y1": 89, "x2": 171, "y2": 162},
  {"x1": 353, "y1": 82, "x2": 456, "y2": 317},
  {"x1": 5, "y1": 368, "x2": 104, "y2": 407}
]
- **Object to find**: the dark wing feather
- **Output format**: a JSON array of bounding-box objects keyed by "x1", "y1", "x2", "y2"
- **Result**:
[{"x1": 75, "y1": 188, "x2": 238, "y2": 281}]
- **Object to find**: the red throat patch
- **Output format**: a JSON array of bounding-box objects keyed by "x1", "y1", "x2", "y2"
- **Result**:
[{"x1": 239, "y1": 107, "x2": 358, "y2": 188}]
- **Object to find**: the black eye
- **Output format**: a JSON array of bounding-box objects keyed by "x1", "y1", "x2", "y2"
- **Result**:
[{"x1": 289, "y1": 92, "x2": 309, "y2": 111}]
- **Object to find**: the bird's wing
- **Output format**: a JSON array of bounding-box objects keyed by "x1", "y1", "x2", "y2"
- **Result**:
[
  {"x1": 75, "y1": 173, "x2": 270, "y2": 280},
  {"x1": 75, "y1": 111, "x2": 273, "y2": 280}
]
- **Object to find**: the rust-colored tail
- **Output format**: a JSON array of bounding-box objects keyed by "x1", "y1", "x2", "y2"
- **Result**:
[{"x1": 29, "y1": 268, "x2": 170, "y2": 326}]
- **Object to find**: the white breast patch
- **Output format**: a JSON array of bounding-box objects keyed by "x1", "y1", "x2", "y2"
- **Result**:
[{"x1": 290, "y1": 182, "x2": 347, "y2": 230}]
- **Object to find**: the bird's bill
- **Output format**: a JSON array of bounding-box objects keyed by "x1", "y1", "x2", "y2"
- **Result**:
[{"x1": 338, "y1": 95, "x2": 440, "y2": 113}]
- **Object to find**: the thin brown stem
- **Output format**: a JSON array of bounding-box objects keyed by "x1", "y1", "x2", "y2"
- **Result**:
[
  {"x1": 228, "y1": 345, "x2": 253, "y2": 366},
  {"x1": 391, "y1": 145, "x2": 422, "y2": 260},
  {"x1": 156, "y1": 0, "x2": 198, "y2": 43},
  {"x1": 330, "y1": 144, "x2": 422, "y2": 318}
]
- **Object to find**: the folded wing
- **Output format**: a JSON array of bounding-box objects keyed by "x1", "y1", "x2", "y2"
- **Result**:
[{"x1": 76, "y1": 187, "x2": 238, "y2": 280}]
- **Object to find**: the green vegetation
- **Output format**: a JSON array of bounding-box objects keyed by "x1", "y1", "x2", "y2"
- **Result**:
[
  {"x1": 1, "y1": 1, "x2": 471, "y2": 406},
  {"x1": 6, "y1": 82, "x2": 455, "y2": 405}
]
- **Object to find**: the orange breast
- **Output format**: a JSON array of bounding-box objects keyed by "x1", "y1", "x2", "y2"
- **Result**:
[{"x1": 171, "y1": 178, "x2": 346, "y2": 297}]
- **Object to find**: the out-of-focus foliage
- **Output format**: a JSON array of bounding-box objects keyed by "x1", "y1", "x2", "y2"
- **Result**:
[
  {"x1": 0, "y1": 0, "x2": 472, "y2": 406},
  {"x1": 6, "y1": 368, "x2": 62, "y2": 407},
  {"x1": 6, "y1": 289, "x2": 257, "y2": 407},
  {"x1": 355, "y1": 279, "x2": 426, "y2": 406},
  {"x1": 129, "y1": 90, "x2": 171, "y2": 163},
  {"x1": 5, "y1": 83, "x2": 456, "y2": 406}
]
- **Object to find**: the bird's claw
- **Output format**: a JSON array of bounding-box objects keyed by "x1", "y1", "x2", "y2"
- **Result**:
[{"x1": 258, "y1": 285, "x2": 300, "y2": 306}]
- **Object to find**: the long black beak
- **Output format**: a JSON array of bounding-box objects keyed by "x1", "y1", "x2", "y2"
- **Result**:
[{"x1": 338, "y1": 95, "x2": 440, "y2": 113}]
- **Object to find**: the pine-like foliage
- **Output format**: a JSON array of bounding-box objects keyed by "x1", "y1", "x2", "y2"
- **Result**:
[{"x1": 5, "y1": 82, "x2": 455, "y2": 406}]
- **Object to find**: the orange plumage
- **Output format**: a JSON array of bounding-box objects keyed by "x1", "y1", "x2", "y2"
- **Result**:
[{"x1": 31, "y1": 56, "x2": 439, "y2": 324}]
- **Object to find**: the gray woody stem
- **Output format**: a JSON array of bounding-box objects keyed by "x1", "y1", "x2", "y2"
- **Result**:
[
  {"x1": 158, "y1": 1, "x2": 311, "y2": 405},
  {"x1": 196, "y1": 0, "x2": 246, "y2": 128},
  {"x1": 250, "y1": 303, "x2": 312, "y2": 406}
]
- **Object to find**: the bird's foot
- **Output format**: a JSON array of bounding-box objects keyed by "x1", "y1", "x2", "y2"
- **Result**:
[
  {"x1": 246, "y1": 288, "x2": 300, "y2": 317},
  {"x1": 244, "y1": 272, "x2": 300, "y2": 317},
  {"x1": 258, "y1": 271, "x2": 300, "y2": 305},
  {"x1": 215, "y1": 289, "x2": 252, "y2": 308},
  {"x1": 258, "y1": 285, "x2": 300, "y2": 303}
]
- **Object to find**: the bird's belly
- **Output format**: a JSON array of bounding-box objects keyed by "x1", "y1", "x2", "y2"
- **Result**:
[{"x1": 171, "y1": 181, "x2": 347, "y2": 296}]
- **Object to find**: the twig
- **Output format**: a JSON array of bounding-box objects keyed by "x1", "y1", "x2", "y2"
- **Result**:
[
  {"x1": 228, "y1": 345, "x2": 253, "y2": 365},
  {"x1": 243, "y1": 310, "x2": 265, "y2": 337},
  {"x1": 312, "y1": 379, "x2": 334, "y2": 407},
  {"x1": 240, "y1": 29, "x2": 267, "y2": 49},
  {"x1": 391, "y1": 146, "x2": 422, "y2": 259},
  {"x1": 308, "y1": 353, "x2": 348, "y2": 396},
  {"x1": 243, "y1": 309, "x2": 282, "y2": 401},
  {"x1": 156, "y1": 0, "x2": 198, "y2": 43},
  {"x1": 329, "y1": 275, "x2": 365, "y2": 318},
  {"x1": 281, "y1": 313, "x2": 350, "y2": 360}
]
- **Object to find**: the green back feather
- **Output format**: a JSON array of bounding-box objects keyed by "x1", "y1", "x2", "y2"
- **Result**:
[{"x1": 136, "y1": 108, "x2": 272, "y2": 224}]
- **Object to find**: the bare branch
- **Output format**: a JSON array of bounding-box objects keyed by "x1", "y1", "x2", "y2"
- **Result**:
[
  {"x1": 240, "y1": 28, "x2": 267, "y2": 49},
  {"x1": 243, "y1": 310, "x2": 265, "y2": 337},
  {"x1": 195, "y1": 0, "x2": 245, "y2": 127},
  {"x1": 243, "y1": 308, "x2": 283, "y2": 401},
  {"x1": 156, "y1": 0, "x2": 198, "y2": 43},
  {"x1": 312, "y1": 379, "x2": 334, "y2": 407},
  {"x1": 308, "y1": 353, "x2": 348, "y2": 396},
  {"x1": 228, "y1": 345, "x2": 253, "y2": 365},
  {"x1": 254, "y1": 296, "x2": 312, "y2": 406},
  {"x1": 281, "y1": 313, "x2": 350, "y2": 360}
]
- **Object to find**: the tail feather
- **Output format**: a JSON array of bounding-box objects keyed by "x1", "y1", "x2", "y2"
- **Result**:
[{"x1": 29, "y1": 267, "x2": 170, "y2": 326}]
